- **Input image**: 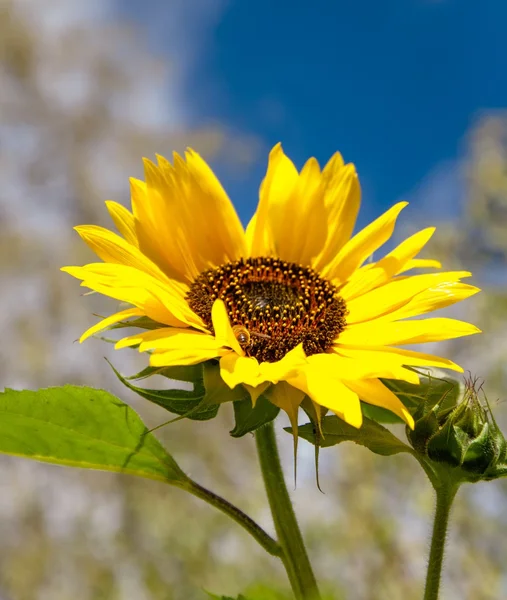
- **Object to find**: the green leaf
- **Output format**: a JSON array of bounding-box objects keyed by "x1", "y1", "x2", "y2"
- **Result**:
[
  {"x1": 206, "y1": 586, "x2": 296, "y2": 600},
  {"x1": 290, "y1": 415, "x2": 412, "y2": 456},
  {"x1": 230, "y1": 395, "x2": 280, "y2": 438},
  {"x1": 360, "y1": 403, "x2": 404, "y2": 424},
  {"x1": 109, "y1": 361, "x2": 220, "y2": 421},
  {"x1": 0, "y1": 386, "x2": 188, "y2": 483},
  {"x1": 382, "y1": 372, "x2": 462, "y2": 416}
]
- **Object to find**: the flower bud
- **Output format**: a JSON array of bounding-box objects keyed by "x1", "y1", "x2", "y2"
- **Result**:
[{"x1": 407, "y1": 377, "x2": 507, "y2": 483}]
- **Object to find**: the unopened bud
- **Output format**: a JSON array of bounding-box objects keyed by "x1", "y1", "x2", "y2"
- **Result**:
[{"x1": 407, "y1": 377, "x2": 507, "y2": 483}]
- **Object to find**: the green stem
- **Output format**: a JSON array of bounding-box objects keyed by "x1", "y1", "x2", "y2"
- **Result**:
[
  {"x1": 255, "y1": 422, "x2": 321, "y2": 600},
  {"x1": 423, "y1": 482, "x2": 459, "y2": 600},
  {"x1": 177, "y1": 479, "x2": 283, "y2": 558}
]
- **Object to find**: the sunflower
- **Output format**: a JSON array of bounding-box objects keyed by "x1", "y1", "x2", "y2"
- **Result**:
[{"x1": 62, "y1": 144, "x2": 480, "y2": 430}]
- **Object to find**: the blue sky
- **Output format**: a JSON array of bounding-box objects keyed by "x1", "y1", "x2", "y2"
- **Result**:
[{"x1": 120, "y1": 0, "x2": 507, "y2": 226}]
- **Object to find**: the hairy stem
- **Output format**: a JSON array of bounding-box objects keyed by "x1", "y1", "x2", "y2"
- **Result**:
[
  {"x1": 177, "y1": 479, "x2": 283, "y2": 558},
  {"x1": 423, "y1": 482, "x2": 459, "y2": 600}
]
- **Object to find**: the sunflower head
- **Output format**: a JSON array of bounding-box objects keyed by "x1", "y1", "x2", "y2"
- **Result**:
[
  {"x1": 186, "y1": 256, "x2": 348, "y2": 363},
  {"x1": 62, "y1": 144, "x2": 481, "y2": 434}
]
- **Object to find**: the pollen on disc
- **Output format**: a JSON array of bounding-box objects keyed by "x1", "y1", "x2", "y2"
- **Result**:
[{"x1": 187, "y1": 257, "x2": 348, "y2": 363}]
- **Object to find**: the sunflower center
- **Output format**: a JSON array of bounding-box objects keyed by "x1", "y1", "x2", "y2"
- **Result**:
[{"x1": 187, "y1": 257, "x2": 348, "y2": 363}]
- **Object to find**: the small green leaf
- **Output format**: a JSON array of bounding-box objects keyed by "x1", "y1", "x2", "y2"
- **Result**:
[
  {"x1": 290, "y1": 415, "x2": 412, "y2": 456},
  {"x1": 230, "y1": 395, "x2": 280, "y2": 438},
  {"x1": 109, "y1": 361, "x2": 220, "y2": 421},
  {"x1": 0, "y1": 386, "x2": 188, "y2": 483}
]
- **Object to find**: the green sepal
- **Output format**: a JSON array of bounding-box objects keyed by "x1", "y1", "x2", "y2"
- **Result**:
[
  {"x1": 360, "y1": 403, "x2": 404, "y2": 424},
  {"x1": 426, "y1": 417, "x2": 470, "y2": 466},
  {"x1": 230, "y1": 394, "x2": 280, "y2": 438},
  {"x1": 299, "y1": 397, "x2": 327, "y2": 490},
  {"x1": 108, "y1": 360, "x2": 220, "y2": 421},
  {"x1": 461, "y1": 422, "x2": 497, "y2": 472},
  {"x1": 300, "y1": 395, "x2": 328, "y2": 425},
  {"x1": 126, "y1": 364, "x2": 203, "y2": 383},
  {"x1": 107, "y1": 316, "x2": 165, "y2": 331},
  {"x1": 382, "y1": 372, "x2": 462, "y2": 418},
  {"x1": 407, "y1": 407, "x2": 441, "y2": 455},
  {"x1": 289, "y1": 415, "x2": 413, "y2": 457},
  {"x1": 361, "y1": 373, "x2": 461, "y2": 426}
]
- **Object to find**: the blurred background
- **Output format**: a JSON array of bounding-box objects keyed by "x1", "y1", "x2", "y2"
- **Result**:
[{"x1": 1, "y1": 0, "x2": 507, "y2": 598}]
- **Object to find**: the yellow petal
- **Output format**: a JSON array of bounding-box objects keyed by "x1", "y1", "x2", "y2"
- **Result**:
[
  {"x1": 220, "y1": 344, "x2": 307, "y2": 391},
  {"x1": 139, "y1": 330, "x2": 218, "y2": 352},
  {"x1": 139, "y1": 159, "x2": 205, "y2": 282},
  {"x1": 248, "y1": 147, "x2": 362, "y2": 270},
  {"x1": 137, "y1": 330, "x2": 227, "y2": 366},
  {"x1": 338, "y1": 317, "x2": 481, "y2": 346},
  {"x1": 377, "y1": 226, "x2": 436, "y2": 271},
  {"x1": 379, "y1": 282, "x2": 480, "y2": 321},
  {"x1": 337, "y1": 265, "x2": 387, "y2": 301},
  {"x1": 287, "y1": 364, "x2": 363, "y2": 428},
  {"x1": 105, "y1": 201, "x2": 138, "y2": 247},
  {"x1": 211, "y1": 299, "x2": 244, "y2": 356},
  {"x1": 397, "y1": 258, "x2": 442, "y2": 274},
  {"x1": 312, "y1": 163, "x2": 361, "y2": 273},
  {"x1": 80, "y1": 307, "x2": 144, "y2": 343},
  {"x1": 249, "y1": 143, "x2": 299, "y2": 256},
  {"x1": 129, "y1": 151, "x2": 247, "y2": 284},
  {"x1": 258, "y1": 343, "x2": 308, "y2": 384},
  {"x1": 73, "y1": 225, "x2": 168, "y2": 282},
  {"x1": 345, "y1": 271, "x2": 472, "y2": 324},
  {"x1": 129, "y1": 176, "x2": 149, "y2": 220},
  {"x1": 322, "y1": 201, "x2": 408, "y2": 282},
  {"x1": 276, "y1": 156, "x2": 327, "y2": 265},
  {"x1": 115, "y1": 327, "x2": 199, "y2": 350},
  {"x1": 245, "y1": 212, "x2": 258, "y2": 255},
  {"x1": 128, "y1": 176, "x2": 187, "y2": 281},
  {"x1": 150, "y1": 346, "x2": 227, "y2": 367},
  {"x1": 62, "y1": 263, "x2": 204, "y2": 330},
  {"x1": 335, "y1": 345, "x2": 463, "y2": 374},
  {"x1": 339, "y1": 227, "x2": 436, "y2": 300},
  {"x1": 308, "y1": 349, "x2": 420, "y2": 384},
  {"x1": 184, "y1": 149, "x2": 247, "y2": 263},
  {"x1": 220, "y1": 354, "x2": 262, "y2": 388},
  {"x1": 321, "y1": 151, "x2": 345, "y2": 177},
  {"x1": 344, "y1": 378, "x2": 414, "y2": 428}
]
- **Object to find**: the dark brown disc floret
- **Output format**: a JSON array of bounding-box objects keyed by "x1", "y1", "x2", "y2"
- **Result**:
[{"x1": 186, "y1": 257, "x2": 348, "y2": 363}]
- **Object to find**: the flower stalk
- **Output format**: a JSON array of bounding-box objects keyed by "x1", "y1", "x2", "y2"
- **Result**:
[
  {"x1": 423, "y1": 482, "x2": 459, "y2": 600},
  {"x1": 255, "y1": 422, "x2": 321, "y2": 600}
]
